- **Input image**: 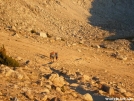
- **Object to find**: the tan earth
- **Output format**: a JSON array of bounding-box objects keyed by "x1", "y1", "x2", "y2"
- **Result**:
[{"x1": 0, "y1": 0, "x2": 134, "y2": 101}]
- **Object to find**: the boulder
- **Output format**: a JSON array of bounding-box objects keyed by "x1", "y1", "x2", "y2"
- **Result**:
[
  {"x1": 83, "y1": 93, "x2": 93, "y2": 101},
  {"x1": 53, "y1": 76, "x2": 65, "y2": 87},
  {"x1": 39, "y1": 32, "x2": 48, "y2": 38},
  {"x1": 49, "y1": 73, "x2": 65, "y2": 87}
]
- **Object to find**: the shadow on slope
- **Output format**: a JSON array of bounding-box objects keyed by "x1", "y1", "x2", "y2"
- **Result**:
[
  {"x1": 49, "y1": 66, "x2": 108, "y2": 101},
  {"x1": 88, "y1": 0, "x2": 134, "y2": 50}
]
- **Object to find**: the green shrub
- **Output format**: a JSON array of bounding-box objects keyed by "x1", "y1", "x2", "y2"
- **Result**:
[{"x1": 0, "y1": 45, "x2": 20, "y2": 67}]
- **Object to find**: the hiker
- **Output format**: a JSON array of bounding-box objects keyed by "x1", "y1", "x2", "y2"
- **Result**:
[{"x1": 50, "y1": 51, "x2": 58, "y2": 62}]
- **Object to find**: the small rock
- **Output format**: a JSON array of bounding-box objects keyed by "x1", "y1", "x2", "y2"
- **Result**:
[
  {"x1": 83, "y1": 93, "x2": 93, "y2": 101},
  {"x1": 4, "y1": 67, "x2": 14, "y2": 77},
  {"x1": 10, "y1": 97, "x2": 18, "y2": 101},
  {"x1": 16, "y1": 56, "x2": 22, "y2": 61},
  {"x1": 41, "y1": 88, "x2": 50, "y2": 94},
  {"x1": 25, "y1": 90, "x2": 34, "y2": 100},
  {"x1": 25, "y1": 60, "x2": 30, "y2": 65},
  {"x1": 70, "y1": 83, "x2": 79, "y2": 87},
  {"x1": 12, "y1": 33, "x2": 20, "y2": 38},
  {"x1": 0, "y1": 92, "x2": 2, "y2": 95},
  {"x1": 79, "y1": 40, "x2": 84, "y2": 44},
  {"x1": 77, "y1": 49, "x2": 81, "y2": 52},
  {"x1": 72, "y1": 43, "x2": 77, "y2": 46},
  {"x1": 98, "y1": 90, "x2": 105, "y2": 95},
  {"x1": 100, "y1": 84, "x2": 115, "y2": 95},
  {"x1": 49, "y1": 73, "x2": 59, "y2": 81},
  {"x1": 45, "y1": 85, "x2": 51, "y2": 89},
  {"x1": 42, "y1": 95, "x2": 48, "y2": 101},
  {"x1": 39, "y1": 32, "x2": 48, "y2": 38},
  {"x1": 76, "y1": 71, "x2": 82, "y2": 77},
  {"x1": 123, "y1": 92, "x2": 132, "y2": 97},
  {"x1": 50, "y1": 97, "x2": 61, "y2": 101},
  {"x1": 117, "y1": 87, "x2": 126, "y2": 93},
  {"x1": 53, "y1": 77, "x2": 65, "y2": 87},
  {"x1": 92, "y1": 76, "x2": 99, "y2": 81},
  {"x1": 82, "y1": 75, "x2": 90, "y2": 81},
  {"x1": 56, "y1": 87, "x2": 61, "y2": 92},
  {"x1": 49, "y1": 73, "x2": 65, "y2": 87},
  {"x1": 92, "y1": 45, "x2": 100, "y2": 48},
  {"x1": 117, "y1": 55, "x2": 127, "y2": 61},
  {"x1": 55, "y1": 37, "x2": 61, "y2": 41},
  {"x1": 14, "y1": 72, "x2": 23, "y2": 80},
  {"x1": 71, "y1": 92, "x2": 77, "y2": 97}
]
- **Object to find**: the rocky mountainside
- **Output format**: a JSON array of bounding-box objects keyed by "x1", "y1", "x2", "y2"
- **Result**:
[{"x1": 0, "y1": 0, "x2": 134, "y2": 101}]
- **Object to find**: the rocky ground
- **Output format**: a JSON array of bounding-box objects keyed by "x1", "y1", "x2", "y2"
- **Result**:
[
  {"x1": 0, "y1": 27, "x2": 134, "y2": 101},
  {"x1": 0, "y1": 0, "x2": 134, "y2": 101}
]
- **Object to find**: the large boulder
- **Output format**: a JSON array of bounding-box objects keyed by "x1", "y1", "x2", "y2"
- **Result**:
[{"x1": 49, "y1": 73, "x2": 65, "y2": 87}]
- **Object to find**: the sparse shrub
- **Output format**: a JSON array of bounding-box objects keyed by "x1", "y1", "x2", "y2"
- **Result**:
[{"x1": 0, "y1": 45, "x2": 20, "y2": 67}]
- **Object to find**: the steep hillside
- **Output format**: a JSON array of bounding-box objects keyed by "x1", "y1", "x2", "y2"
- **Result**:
[
  {"x1": 0, "y1": 0, "x2": 134, "y2": 46},
  {"x1": 0, "y1": 0, "x2": 91, "y2": 40},
  {"x1": 0, "y1": 0, "x2": 134, "y2": 100}
]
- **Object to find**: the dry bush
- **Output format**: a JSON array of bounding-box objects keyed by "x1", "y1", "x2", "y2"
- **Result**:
[{"x1": 0, "y1": 45, "x2": 20, "y2": 67}]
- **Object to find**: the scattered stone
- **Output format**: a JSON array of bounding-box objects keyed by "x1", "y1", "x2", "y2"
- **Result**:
[
  {"x1": 16, "y1": 56, "x2": 22, "y2": 61},
  {"x1": 41, "y1": 88, "x2": 50, "y2": 94},
  {"x1": 77, "y1": 49, "x2": 81, "y2": 52},
  {"x1": 12, "y1": 33, "x2": 20, "y2": 38},
  {"x1": 117, "y1": 87, "x2": 126, "y2": 93},
  {"x1": 55, "y1": 37, "x2": 61, "y2": 41},
  {"x1": 98, "y1": 90, "x2": 105, "y2": 95},
  {"x1": 56, "y1": 87, "x2": 61, "y2": 92},
  {"x1": 1, "y1": 66, "x2": 14, "y2": 77},
  {"x1": 72, "y1": 43, "x2": 77, "y2": 46},
  {"x1": 79, "y1": 40, "x2": 84, "y2": 44},
  {"x1": 25, "y1": 60, "x2": 30, "y2": 65},
  {"x1": 24, "y1": 90, "x2": 34, "y2": 100},
  {"x1": 100, "y1": 84, "x2": 115, "y2": 95},
  {"x1": 70, "y1": 83, "x2": 79, "y2": 87},
  {"x1": 92, "y1": 45, "x2": 100, "y2": 48},
  {"x1": 53, "y1": 76, "x2": 65, "y2": 87},
  {"x1": 49, "y1": 73, "x2": 59, "y2": 81},
  {"x1": 92, "y1": 76, "x2": 99, "y2": 81},
  {"x1": 13, "y1": 72, "x2": 23, "y2": 80},
  {"x1": 71, "y1": 91, "x2": 78, "y2": 97},
  {"x1": 49, "y1": 73, "x2": 65, "y2": 87},
  {"x1": 50, "y1": 97, "x2": 61, "y2": 101},
  {"x1": 10, "y1": 97, "x2": 18, "y2": 101},
  {"x1": 45, "y1": 84, "x2": 51, "y2": 89},
  {"x1": 123, "y1": 92, "x2": 132, "y2": 97},
  {"x1": 41, "y1": 95, "x2": 48, "y2": 101},
  {"x1": 83, "y1": 93, "x2": 93, "y2": 101},
  {"x1": 76, "y1": 71, "x2": 82, "y2": 77},
  {"x1": 39, "y1": 32, "x2": 48, "y2": 38},
  {"x1": 117, "y1": 55, "x2": 127, "y2": 61},
  {"x1": 0, "y1": 92, "x2": 2, "y2": 96},
  {"x1": 82, "y1": 75, "x2": 90, "y2": 81}
]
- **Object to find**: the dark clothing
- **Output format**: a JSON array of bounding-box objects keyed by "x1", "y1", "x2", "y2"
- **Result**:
[{"x1": 50, "y1": 52, "x2": 58, "y2": 62}]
